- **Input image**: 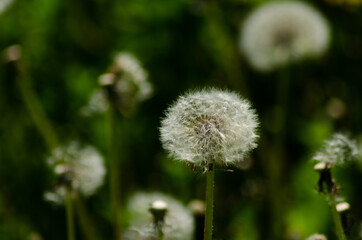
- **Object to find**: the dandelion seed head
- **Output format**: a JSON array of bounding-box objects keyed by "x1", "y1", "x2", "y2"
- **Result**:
[
  {"x1": 123, "y1": 192, "x2": 194, "y2": 240},
  {"x1": 44, "y1": 142, "x2": 106, "y2": 204},
  {"x1": 110, "y1": 52, "x2": 153, "y2": 110},
  {"x1": 306, "y1": 233, "x2": 328, "y2": 240},
  {"x1": 313, "y1": 133, "x2": 358, "y2": 166},
  {"x1": 80, "y1": 89, "x2": 109, "y2": 116},
  {"x1": 240, "y1": 1, "x2": 330, "y2": 72},
  {"x1": 160, "y1": 88, "x2": 259, "y2": 167},
  {"x1": 0, "y1": 0, "x2": 13, "y2": 14}
]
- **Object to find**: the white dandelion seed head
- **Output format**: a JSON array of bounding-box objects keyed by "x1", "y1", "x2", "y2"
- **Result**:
[
  {"x1": 240, "y1": 1, "x2": 330, "y2": 72},
  {"x1": 0, "y1": 0, "x2": 13, "y2": 14},
  {"x1": 313, "y1": 133, "x2": 358, "y2": 166},
  {"x1": 80, "y1": 89, "x2": 109, "y2": 116},
  {"x1": 123, "y1": 192, "x2": 194, "y2": 240},
  {"x1": 113, "y1": 52, "x2": 153, "y2": 103},
  {"x1": 44, "y1": 142, "x2": 106, "y2": 204},
  {"x1": 160, "y1": 88, "x2": 259, "y2": 167},
  {"x1": 306, "y1": 233, "x2": 328, "y2": 240}
]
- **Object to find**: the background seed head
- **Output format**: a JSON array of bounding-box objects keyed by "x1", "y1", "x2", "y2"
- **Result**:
[
  {"x1": 123, "y1": 192, "x2": 194, "y2": 240},
  {"x1": 240, "y1": 1, "x2": 330, "y2": 72},
  {"x1": 160, "y1": 88, "x2": 259, "y2": 168},
  {"x1": 305, "y1": 233, "x2": 328, "y2": 240},
  {"x1": 44, "y1": 142, "x2": 106, "y2": 204},
  {"x1": 313, "y1": 133, "x2": 358, "y2": 166}
]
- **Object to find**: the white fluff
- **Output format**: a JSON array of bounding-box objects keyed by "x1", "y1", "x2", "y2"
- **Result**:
[
  {"x1": 44, "y1": 142, "x2": 106, "y2": 204},
  {"x1": 240, "y1": 1, "x2": 330, "y2": 72},
  {"x1": 123, "y1": 192, "x2": 194, "y2": 240},
  {"x1": 160, "y1": 88, "x2": 259, "y2": 167},
  {"x1": 313, "y1": 133, "x2": 358, "y2": 166}
]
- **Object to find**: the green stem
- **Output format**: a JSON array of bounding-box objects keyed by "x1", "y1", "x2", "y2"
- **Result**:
[
  {"x1": 108, "y1": 105, "x2": 121, "y2": 240},
  {"x1": 328, "y1": 192, "x2": 346, "y2": 240},
  {"x1": 157, "y1": 227, "x2": 164, "y2": 240},
  {"x1": 204, "y1": 163, "x2": 214, "y2": 240},
  {"x1": 75, "y1": 196, "x2": 101, "y2": 240},
  {"x1": 66, "y1": 187, "x2": 76, "y2": 240},
  {"x1": 16, "y1": 69, "x2": 59, "y2": 150},
  {"x1": 261, "y1": 66, "x2": 290, "y2": 240}
]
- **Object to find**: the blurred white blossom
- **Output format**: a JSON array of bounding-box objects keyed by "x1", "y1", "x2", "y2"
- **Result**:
[
  {"x1": 0, "y1": 0, "x2": 13, "y2": 14},
  {"x1": 306, "y1": 233, "x2": 327, "y2": 240},
  {"x1": 80, "y1": 89, "x2": 109, "y2": 116},
  {"x1": 160, "y1": 88, "x2": 259, "y2": 168},
  {"x1": 313, "y1": 133, "x2": 358, "y2": 166},
  {"x1": 104, "y1": 52, "x2": 153, "y2": 113},
  {"x1": 123, "y1": 192, "x2": 194, "y2": 240},
  {"x1": 240, "y1": 1, "x2": 330, "y2": 72},
  {"x1": 44, "y1": 142, "x2": 106, "y2": 204}
]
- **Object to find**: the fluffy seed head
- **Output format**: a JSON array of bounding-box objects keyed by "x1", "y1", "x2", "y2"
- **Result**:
[
  {"x1": 313, "y1": 133, "x2": 358, "y2": 166},
  {"x1": 44, "y1": 142, "x2": 106, "y2": 204},
  {"x1": 104, "y1": 52, "x2": 153, "y2": 113},
  {"x1": 306, "y1": 234, "x2": 328, "y2": 240},
  {"x1": 80, "y1": 89, "x2": 109, "y2": 116},
  {"x1": 240, "y1": 1, "x2": 330, "y2": 72},
  {"x1": 0, "y1": 0, "x2": 13, "y2": 14},
  {"x1": 160, "y1": 89, "x2": 259, "y2": 167},
  {"x1": 123, "y1": 192, "x2": 194, "y2": 240}
]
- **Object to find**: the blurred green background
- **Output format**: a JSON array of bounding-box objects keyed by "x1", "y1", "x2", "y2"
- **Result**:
[{"x1": 0, "y1": 0, "x2": 361, "y2": 239}]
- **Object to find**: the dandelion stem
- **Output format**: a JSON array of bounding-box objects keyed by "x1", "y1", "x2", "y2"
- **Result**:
[
  {"x1": 204, "y1": 163, "x2": 214, "y2": 240},
  {"x1": 328, "y1": 191, "x2": 346, "y2": 240},
  {"x1": 75, "y1": 196, "x2": 101, "y2": 240},
  {"x1": 65, "y1": 187, "x2": 76, "y2": 240},
  {"x1": 14, "y1": 59, "x2": 59, "y2": 150},
  {"x1": 157, "y1": 226, "x2": 164, "y2": 240},
  {"x1": 108, "y1": 105, "x2": 121, "y2": 240}
]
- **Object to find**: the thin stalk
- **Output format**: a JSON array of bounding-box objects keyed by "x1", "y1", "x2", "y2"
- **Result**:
[
  {"x1": 108, "y1": 105, "x2": 121, "y2": 240},
  {"x1": 16, "y1": 68, "x2": 59, "y2": 150},
  {"x1": 204, "y1": 163, "x2": 214, "y2": 240},
  {"x1": 65, "y1": 187, "x2": 76, "y2": 240},
  {"x1": 328, "y1": 192, "x2": 346, "y2": 240},
  {"x1": 157, "y1": 227, "x2": 164, "y2": 240},
  {"x1": 75, "y1": 196, "x2": 101, "y2": 240},
  {"x1": 271, "y1": 66, "x2": 290, "y2": 238}
]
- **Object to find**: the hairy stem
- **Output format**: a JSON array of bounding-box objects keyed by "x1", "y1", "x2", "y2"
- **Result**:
[
  {"x1": 328, "y1": 191, "x2": 346, "y2": 240},
  {"x1": 108, "y1": 105, "x2": 121, "y2": 240},
  {"x1": 66, "y1": 187, "x2": 75, "y2": 240},
  {"x1": 204, "y1": 163, "x2": 214, "y2": 240}
]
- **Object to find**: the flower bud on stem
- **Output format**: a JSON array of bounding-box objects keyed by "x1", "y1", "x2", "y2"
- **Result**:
[
  {"x1": 314, "y1": 163, "x2": 346, "y2": 240},
  {"x1": 149, "y1": 200, "x2": 168, "y2": 240}
]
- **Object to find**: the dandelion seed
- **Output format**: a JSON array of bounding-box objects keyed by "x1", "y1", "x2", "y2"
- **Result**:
[
  {"x1": 123, "y1": 192, "x2": 194, "y2": 240},
  {"x1": 160, "y1": 88, "x2": 259, "y2": 168},
  {"x1": 44, "y1": 142, "x2": 106, "y2": 204},
  {"x1": 313, "y1": 133, "x2": 358, "y2": 166},
  {"x1": 240, "y1": 1, "x2": 330, "y2": 72}
]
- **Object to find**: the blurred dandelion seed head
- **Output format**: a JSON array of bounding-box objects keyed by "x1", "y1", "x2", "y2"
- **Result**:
[
  {"x1": 160, "y1": 88, "x2": 259, "y2": 168},
  {"x1": 240, "y1": 1, "x2": 330, "y2": 72},
  {"x1": 313, "y1": 133, "x2": 358, "y2": 166},
  {"x1": 0, "y1": 0, "x2": 13, "y2": 14},
  {"x1": 124, "y1": 192, "x2": 194, "y2": 240},
  {"x1": 44, "y1": 142, "x2": 106, "y2": 204},
  {"x1": 80, "y1": 89, "x2": 109, "y2": 116},
  {"x1": 107, "y1": 52, "x2": 153, "y2": 112},
  {"x1": 306, "y1": 233, "x2": 328, "y2": 240}
]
